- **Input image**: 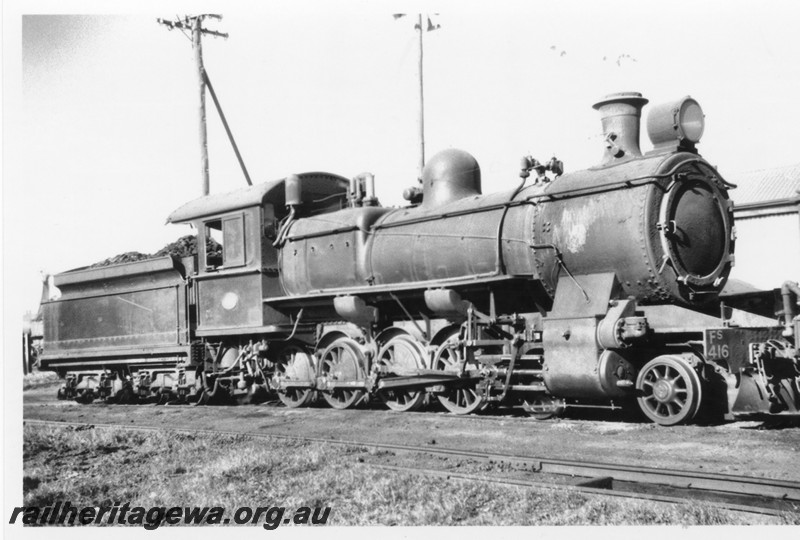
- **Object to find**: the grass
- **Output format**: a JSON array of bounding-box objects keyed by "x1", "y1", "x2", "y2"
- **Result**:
[
  {"x1": 23, "y1": 370, "x2": 60, "y2": 391},
  {"x1": 22, "y1": 423, "x2": 799, "y2": 526}
]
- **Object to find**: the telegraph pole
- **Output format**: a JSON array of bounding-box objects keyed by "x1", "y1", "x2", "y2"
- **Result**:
[
  {"x1": 158, "y1": 15, "x2": 228, "y2": 196},
  {"x1": 193, "y1": 17, "x2": 210, "y2": 196}
]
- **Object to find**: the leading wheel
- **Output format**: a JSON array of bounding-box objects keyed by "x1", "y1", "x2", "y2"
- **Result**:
[
  {"x1": 433, "y1": 331, "x2": 485, "y2": 415},
  {"x1": 636, "y1": 355, "x2": 702, "y2": 426},
  {"x1": 274, "y1": 343, "x2": 317, "y2": 408},
  {"x1": 376, "y1": 334, "x2": 427, "y2": 412},
  {"x1": 318, "y1": 337, "x2": 367, "y2": 410}
]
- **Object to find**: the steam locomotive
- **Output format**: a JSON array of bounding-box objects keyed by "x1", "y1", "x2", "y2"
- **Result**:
[{"x1": 40, "y1": 92, "x2": 800, "y2": 425}]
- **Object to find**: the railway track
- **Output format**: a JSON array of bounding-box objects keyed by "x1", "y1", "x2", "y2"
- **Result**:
[{"x1": 24, "y1": 418, "x2": 800, "y2": 517}]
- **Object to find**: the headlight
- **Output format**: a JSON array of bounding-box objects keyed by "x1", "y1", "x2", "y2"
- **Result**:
[{"x1": 646, "y1": 96, "x2": 705, "y2": 149}]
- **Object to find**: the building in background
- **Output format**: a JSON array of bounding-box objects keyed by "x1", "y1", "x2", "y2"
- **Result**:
[
  {"x1": 726, "y1": 163, "x2": 800, "y2": 291},
  {"x1": 22, "y1": 311, "x2": 43, "y2": 374},
  {"x1": 22, "y1": 275, "x2": 53, "y2": 374}
]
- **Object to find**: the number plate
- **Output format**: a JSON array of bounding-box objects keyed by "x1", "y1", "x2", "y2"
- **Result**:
[{"x1": 703, "y1": 327, "x2": 783, "y2": 371}]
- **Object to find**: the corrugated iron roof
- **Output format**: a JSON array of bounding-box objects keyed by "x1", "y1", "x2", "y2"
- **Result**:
[{"x1": 726, "y1": 163, "x2": 800, "y2": 205}]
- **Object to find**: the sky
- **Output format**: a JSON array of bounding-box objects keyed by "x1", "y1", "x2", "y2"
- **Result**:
[{"x1": 5, "y1": 0, "x2": 800, "y2": 320}]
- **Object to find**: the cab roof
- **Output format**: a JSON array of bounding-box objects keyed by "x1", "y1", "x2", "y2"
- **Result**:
[{"x1": 167, "y1": 172, "x2": 350, "y2": 224}]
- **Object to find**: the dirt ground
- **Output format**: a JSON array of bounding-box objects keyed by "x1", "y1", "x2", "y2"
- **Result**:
[{"x1": 22, "y1": 382, "x2": 800, "y2": 483}]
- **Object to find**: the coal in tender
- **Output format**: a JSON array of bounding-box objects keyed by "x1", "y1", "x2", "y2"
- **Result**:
[
  {"x1": 89, "y1": 252, "x2": 150, "y2": 268},
  {"x1": 153, "y1": 235, "x2": 199, "y2": 258},
  {"x1": 90, "y1": 235, "x2": 222, "y2": 268}
]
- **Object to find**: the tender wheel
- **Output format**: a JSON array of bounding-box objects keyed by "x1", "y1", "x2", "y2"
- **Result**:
[
  {"x1": 318, "y1": 337, "x2": 367, "y2": 410},
  {"x1": 107, "y1": 382, "x2": 136, "y2": 405},
  {"x1": 522, "y1": 396, "x2": 565, "y2": 420},
  {"x1": 376, "y1": 334, "x2": 427, "y2": 412},
  {"x1": 433, "y1": 331, "x2": 484, "y2": 415},
  {"x1": 274, "y1": 343, "x2": 317, "y2": 408},
  {"x1": 74, "y1": 391, "x2": 94, "y2": 405},
  {"x1": 636, "y1": 355, "x2": 702, "y2": 426}
]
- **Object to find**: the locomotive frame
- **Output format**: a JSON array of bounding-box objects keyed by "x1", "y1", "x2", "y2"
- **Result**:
[{"x1": 39, "y1": 92, "x2": 800, "y2": 426}]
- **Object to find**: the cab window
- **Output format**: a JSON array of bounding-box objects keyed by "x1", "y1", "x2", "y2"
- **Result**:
[
  {"x1": 204, "y1": 215, "x2": 246, "y2": 269},
  {"x1": 222, "y1": 215, "x2": 246, "y2": 267},
  {"x1": 204, "y1": 220, "x2": 223, "y2": 269}
]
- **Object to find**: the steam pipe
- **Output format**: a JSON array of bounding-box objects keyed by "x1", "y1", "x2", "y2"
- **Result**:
[
  {"x1": 495, "y1": 175, "x2": 528, "y2": 275},
  {"x1": 272, "y1": 206, "x2": 296, "y2": 248}
]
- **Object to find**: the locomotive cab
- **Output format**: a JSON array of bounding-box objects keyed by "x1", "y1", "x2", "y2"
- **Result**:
[{"x1": 167, "y1": 173, "x2": 350, "y2": 337}]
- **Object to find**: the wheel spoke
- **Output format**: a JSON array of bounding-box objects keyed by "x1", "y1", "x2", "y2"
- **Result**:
[
  {"x1": 433, "y1": 331, "x2": 484, "y2": 415},
  {"x1": 376, "y1": 334, "x2": 426, "y2": 412},
  {"x1": 318, "y1": 339, "x2": 366, "y2": 410},
  {"x1": 636, "y1": 356, "x2": 702, "y2": 426},
  {"x1": 276, "y1": 344, "x2": 316, "y2": 408}
]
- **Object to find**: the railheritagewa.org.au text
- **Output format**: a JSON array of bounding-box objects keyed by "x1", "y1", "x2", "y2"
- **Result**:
[{"x1": 9, "y1": 501, "x2": 331, "y2": 529}]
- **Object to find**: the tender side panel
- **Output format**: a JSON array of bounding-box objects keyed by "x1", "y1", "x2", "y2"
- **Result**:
[
  {"x1": 40, "y1": 257, "x2": 189, "y2": 367},
  {"x1": 44, "y1": 287, "x2": 184, "y2": 351}
]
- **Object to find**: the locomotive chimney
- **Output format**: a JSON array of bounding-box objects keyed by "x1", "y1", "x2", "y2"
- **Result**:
[{"x1": 592, "y1": 92, "x2": 649, "y2": 165}]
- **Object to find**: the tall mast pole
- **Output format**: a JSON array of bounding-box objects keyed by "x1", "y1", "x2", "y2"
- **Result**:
[
  {"x1": 395, "y1": 14, "x2": 439, "y2": 181},
  {"x1": 416, "y1": 14, "x2": 425, "y2": 181}
]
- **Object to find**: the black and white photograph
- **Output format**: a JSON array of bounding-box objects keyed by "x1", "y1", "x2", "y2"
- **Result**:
[{"x1": 5, "y1": 0, "x2": 800, "y2": 534}]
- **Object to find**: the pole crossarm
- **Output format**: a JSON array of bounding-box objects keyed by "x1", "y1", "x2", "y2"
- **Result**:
[{"x1": 157, "y1": 15, "x2": 228, "y2": 39}]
